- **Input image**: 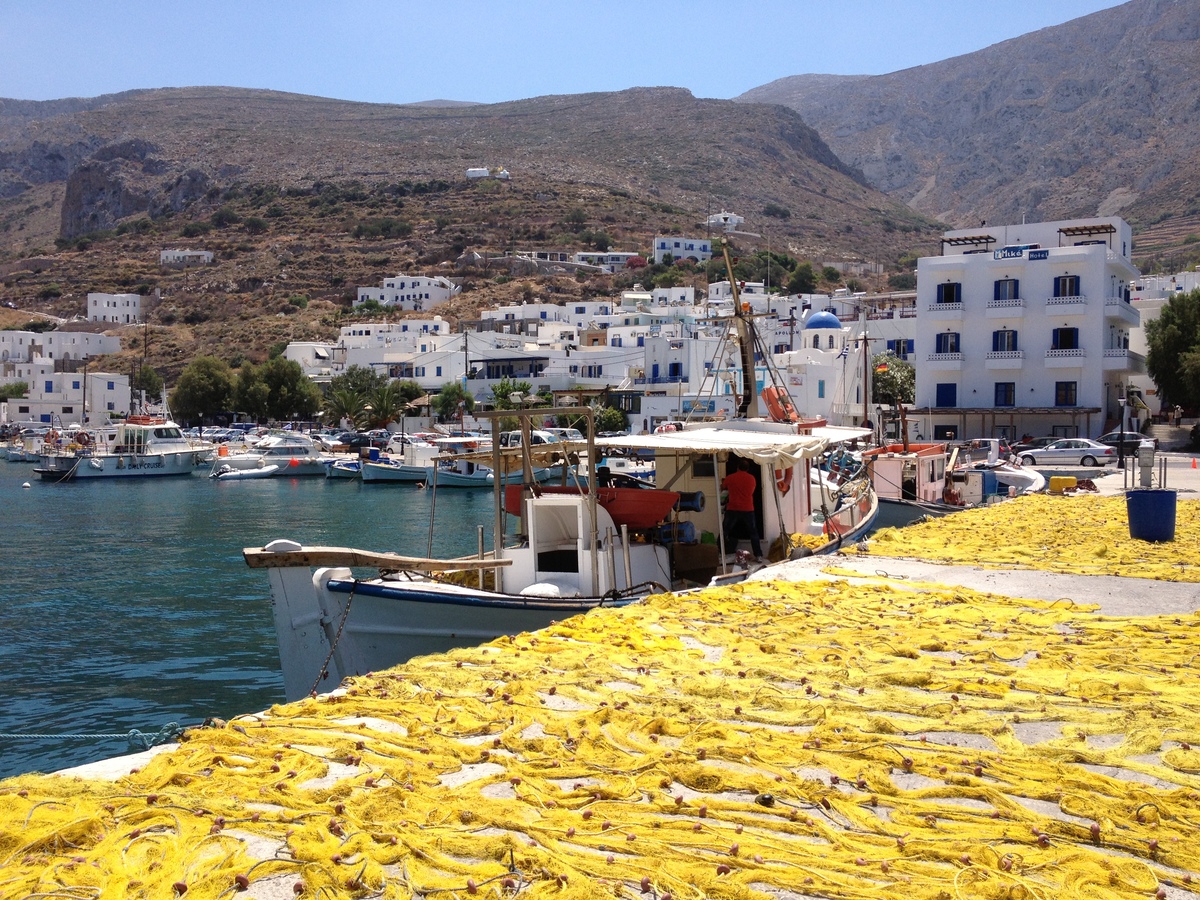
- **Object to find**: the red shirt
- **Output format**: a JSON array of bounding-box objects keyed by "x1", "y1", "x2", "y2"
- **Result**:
[{"x1": 721, "y1": 468, "x2": 757, "y2": 512}]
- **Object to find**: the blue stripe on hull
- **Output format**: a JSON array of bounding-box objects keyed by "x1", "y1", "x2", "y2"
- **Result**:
[{"x1": 326, "y1": 579, "x2": 633, "y2": 612}]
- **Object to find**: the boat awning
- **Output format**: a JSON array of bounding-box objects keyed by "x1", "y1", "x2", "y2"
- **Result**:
[{"x1": 595, "y1": 423, "x2": 833, "y2": 468}]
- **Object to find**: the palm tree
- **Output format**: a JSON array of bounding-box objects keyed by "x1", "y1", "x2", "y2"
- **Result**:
[
  {"x1": 324, "y1": 387, "x2": 366, "y2": 430},
  {"x1": 366, "y1": 382, "x2": 407, "y2": 429}
]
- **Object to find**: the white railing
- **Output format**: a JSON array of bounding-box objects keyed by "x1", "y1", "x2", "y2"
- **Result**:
[
  {"x1": 1046, "y1": 348, "x2": 1085, "y2": 359},
  {"x1": 987, "y1": 297, "x2": 1025, "y2": 309},
  {"x1": 1046, "y1": 294, "x2": 1087, "y2": 307},
  {"x1": 986, "y1": 350, "x2": 1024, "y2": 360},
  {"x1": 926, "y1": 302, "x2": 963, "y2": 314},
  {"x1": 927, "y1": 352, "x2": 964, "y2": 362}
]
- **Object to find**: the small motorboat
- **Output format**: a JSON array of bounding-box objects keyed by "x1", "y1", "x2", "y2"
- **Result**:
[{"x1": 211, "y1": 463, "x2": 281, "y2": 480}]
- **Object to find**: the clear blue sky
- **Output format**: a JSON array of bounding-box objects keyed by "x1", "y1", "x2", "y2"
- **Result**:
[{"x1": 0, "y1": 0, "x2": 1126, "y2": 105}]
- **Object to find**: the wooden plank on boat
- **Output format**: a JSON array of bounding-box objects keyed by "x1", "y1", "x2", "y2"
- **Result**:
[{"x1": 243, "y1": 546, "x2": 512, "y2": 571}]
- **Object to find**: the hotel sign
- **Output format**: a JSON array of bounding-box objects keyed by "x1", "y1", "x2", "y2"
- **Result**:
[{"x1": 994, "y1": 246, "x2": 1048, "y2": 260}]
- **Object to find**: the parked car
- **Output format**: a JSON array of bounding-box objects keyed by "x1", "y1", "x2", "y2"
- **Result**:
[
  {"x1": 1097, "y1": 430, "x2": 1157, "y2": 451},
  {"x1": 1017, "y1": 438, "x2": 1117, "y2": 467},
  {"x1": 1012, "y1": 436, "x2": 1060, "y2": 453}
]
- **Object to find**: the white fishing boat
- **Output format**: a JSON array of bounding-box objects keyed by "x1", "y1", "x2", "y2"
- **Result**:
[
  {"x1": 34, "y1": 417, "x2": 200, "y2": 481},
  {"x1": 245, "y1": 244, "x2": 876, "y2": 700},
  {"x1": 209, "y1": 431, "x2": 332, "y2": 477},
  {"x1": 324, "y1": 458, "x2": 363, "y2": 479},
  {"x1": 421, "y1": 435, "x2": 557, "y2": 488}
]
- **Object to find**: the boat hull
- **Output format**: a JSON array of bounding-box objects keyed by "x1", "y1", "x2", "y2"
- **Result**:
[
  {"x1": 360, "y1": 460, "x2": 426, "y2": 483},
  {"x1": 35, "y1": 451, "x2": 199, "y2": 480},
  {"x1": 426, "y1": 465, "x2": 553, "y2": 487},
  {"x1": 267, "y1": 564, "x2": 636, "y2": 701}
]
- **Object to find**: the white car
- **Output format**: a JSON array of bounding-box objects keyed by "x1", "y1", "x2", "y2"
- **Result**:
[{"x1": 1017, "y1": 438, "x2": 1116, "y2": 467}]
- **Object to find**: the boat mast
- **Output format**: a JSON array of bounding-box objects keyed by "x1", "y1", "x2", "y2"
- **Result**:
[{"x1": 720, "y1": 240, "x2": 761, "y2": 419}]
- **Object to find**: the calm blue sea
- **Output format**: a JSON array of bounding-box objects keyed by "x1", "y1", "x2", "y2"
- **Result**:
[{"x1": 0, "y1": 461, "x2": 497, "y2": 779}]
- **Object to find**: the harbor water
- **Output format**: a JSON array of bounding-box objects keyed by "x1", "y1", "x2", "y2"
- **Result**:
[{"x1": 0, "y1": 461, "x2": 498, "y2": 779}]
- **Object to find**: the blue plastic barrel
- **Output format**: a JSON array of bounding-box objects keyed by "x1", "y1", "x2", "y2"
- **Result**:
[{"x1": 1126, "y1": 489, "x2": 1176, "y2": 542}]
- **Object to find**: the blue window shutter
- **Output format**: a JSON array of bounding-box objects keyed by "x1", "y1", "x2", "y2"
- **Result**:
[
  {"x1": 1012, "y1": 279, "x2": 1019, "y2": 299},
  {"x1": 992, "y1": 331, "x2": 1000, "y2": 352},
  {"x1": 993, "y1": 281, "x2": 1001, "y2": 302},
  {"x1": 906, "y1": 340, "x2": 914, "y2": 353}
]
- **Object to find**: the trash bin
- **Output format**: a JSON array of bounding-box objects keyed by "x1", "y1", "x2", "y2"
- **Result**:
[{"x1": 1126, "y1": 489, "x2": 1176, "y2": 542}]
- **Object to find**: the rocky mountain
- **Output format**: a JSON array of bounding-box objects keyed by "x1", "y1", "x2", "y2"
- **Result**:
[
  {"x1": 0, "y1": 86, "x2": 935, "y2": 264},
  {"x1": 739, "y1": 0, "x2": 1200, "y2": 253}
]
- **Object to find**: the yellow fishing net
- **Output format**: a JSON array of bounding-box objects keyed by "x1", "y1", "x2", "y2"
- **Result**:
[
  {"x1": 3, "y1": 558, "x2": 1200, "y2": 899},
  {"x1": 864, "y1": 494, "x2": 1200, "y2": 581}
]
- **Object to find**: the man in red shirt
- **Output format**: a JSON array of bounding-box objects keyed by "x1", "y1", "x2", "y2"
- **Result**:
[{"x1": 721, "y1": 457, "x2": 763, "y2": 559}]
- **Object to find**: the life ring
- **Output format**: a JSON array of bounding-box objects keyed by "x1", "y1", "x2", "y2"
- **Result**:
[
  {"x1": 77, "y1": 431, "x2": 91, "y2": 447},
  {"x1": 775, "y1": 467, "x2": 793, "y2": 496},
  {"x1": 760, "y1": 386, "x2": 799, "y2": 424}
]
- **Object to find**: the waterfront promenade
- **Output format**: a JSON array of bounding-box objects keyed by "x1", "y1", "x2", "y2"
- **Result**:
[{"x1": 2, "y1": 456, "x2": 1199, "y2": 899}]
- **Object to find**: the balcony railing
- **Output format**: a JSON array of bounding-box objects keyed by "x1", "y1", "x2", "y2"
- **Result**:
[
  {"x1": 1046, "y1": 348, "x2": 1085, "y2": 359},
  {"x1": 927, "y1": 352, "x2": 964, "y2": 362},
  {"x1": 985, "y1": 350, "x2": 1024, "y2": 360},
  {"x1": 926, "y1": 301, "x2": 963, "y2": 314},
  {"x1": 1045, "y1": 294, "x2": 1087, "y2": 308},
  {"x1": 986, "y1": 297, "x2": 1025, "y2": 310}
]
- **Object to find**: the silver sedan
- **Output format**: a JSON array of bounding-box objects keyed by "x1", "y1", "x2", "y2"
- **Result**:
[{"x1": 1017, "y1": 438, "x2": 1117, "y2": 467}]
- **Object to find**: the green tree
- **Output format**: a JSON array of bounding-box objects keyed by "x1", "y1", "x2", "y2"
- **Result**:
[
  {"x1": 595, "y1": 406, "x2": 627, "y2": 434},
  {"x1": 821, "y1": 266, "x2": 842, "y2": 284},
  {"x1": 132, "y1": 365, "x2": 163, "y2": 400},
  {"x1": 233, "y1": 362, "x2": 271, "y2": 420},
  {"x1": 211, "y1": 206, "x2": 242, "y2": 228},
  {"x1": 489, "y1": 377, "x2": 535, "y2": 410},
  {"x1": 871, "y1": 353, "x2": 915, "y2": 406},
  {"x1": 171, "y1": 357, "x2": 234, "y2": 424},
  {"x1": 1146, "y1": 288, "x2": 1200, "y2": 409},
  {"x1": 0, "y1": 380, "x2": 28, "y2": 401},
  {"x1": 258, "y1": 356, "x2": 322, "y2": 421},
  {"x1": 329, "y1": 365, "x2": 388, "y2": 397},
  {"x1": 787, "y1": 262, "x2": 816, "y2": 294},
  {"x1": 394, "y1": 379, "x2": 423, "y2": 405},
  {"x1": 433, "y1": 382, "x2": 475, "y2": 423}
]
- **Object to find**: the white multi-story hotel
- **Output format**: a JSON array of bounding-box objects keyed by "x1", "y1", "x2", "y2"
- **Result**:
[
  {"x1": 914, "y1": 216, "x2": 1141, "y2": 442},
  {"x1": 356, "y1": 273, "x2": 459, "y2": 311},
  {"x1": 87, "y1": 292, "x2": 142, "y2": 324}
]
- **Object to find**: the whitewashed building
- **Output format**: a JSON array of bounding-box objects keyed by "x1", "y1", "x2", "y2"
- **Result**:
[
  {"x1": 0, "y1": 329, "x2": 121, "y2": 366},
  {"x1": 356, "y1": 274, "x2": 459, "y2": 311},
  {"x1": 87, "y1": 292, "x2": 142, "y2": 324},
  {"x1": 914, "y1": 216, "x2": 1140, "y2": 442},
  {"x1": 1128, "y1": 266, "x2": 1200, "y2": 418},
  {"x1": 159, "y1": 249, "x2": 213, "y2": 266},
  {"x1": 4, "y1": 367, "x2": 130, "y2": 425},
  {"x1": 651, "y1": 235, "x2": 712, "y2": 265},
  {"x1": 706, "y1": 210, "x2": 744, "y2": 232},
  {"x1": 571, "y1": 251, "x2": 641, "y2": 272}
]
